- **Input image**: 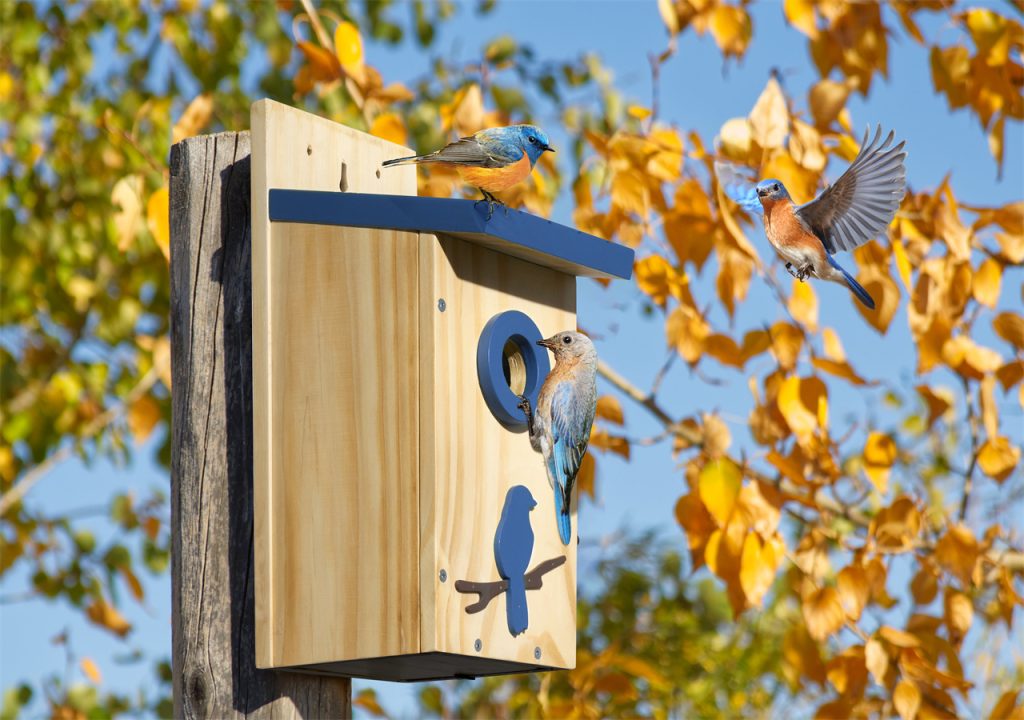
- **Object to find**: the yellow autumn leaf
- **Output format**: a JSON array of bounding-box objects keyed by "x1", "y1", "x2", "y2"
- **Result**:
[
  {"x1": 768, "y1": 321, "x2": 803, "y2": 370},
  {"x1": 172, "y1": 92, "x2": 214, "y2": 144},
  {"x1": 297, "y1": 41, "x2": 341, "y2": 82},
  {"x1": 935, "y1": 524, "x2": 980, "y2": 586},
  {"x1": 698, "y1": 458, "x2": 742, "y2": 526},
  {"x1": 863, "y1": 432, "x2": 896, "y2": 493},
  {"x1": 627, "y1": 104, "x2": 652, "y2": 120},
  {"x1": 111, "y1": 175, "x2": 143, "y2": 252},
  {"x1": 989, "y1": 691, "x2": 1022, "y2": 720},
  {"x1": 808, "y1": 79, "x2": 851, "y2": 129},
  {"x1": 369, "y1": 112, "x2": 407, "y2": 146},
  {"x1": 80, "y1": 657, "x2": 102, "y2": 684},
  {"x1": 942, "y1": 335, "x2": 1003, "y2": 380},
  {"x1": 892, "y1": 238, "x2": 913, "y2": 292},
  {"x1": 981, "y1": 374, "x2": 998, "y2": 438},
  {"x1": 749, "y1": 76, "x2": 788, "y2": 149},
  {"x1": 127, "y1": 394, "x2": 161, "y2": 443},
  {"x1": 836, "y1": 564, "x2": 869, "y2": 621},
  {"x1": 855, "y1": 271, "x2": 900, "y2": 334},
  {"x1": 709, "y1": 4, "x2": 752, "y2": 58},
  {"x1": 784, "y1": 0, "x2": 818, "y2": 38},
  {"x1": 802, "y1": 585, "x2": 845, "y2": 641},
  {"x1": 993, "y1": 312, "x2": 1024, "y2": 348},
  {"x1": 595, "y1": 395, "x2": 624, "y2": 425},
  {"x1": 978, "y1": 436, "x2": 1020, "y2": 483},
  {"x1": 911, "y1": 564, "x2": 939, "y2": 604},
  {"x1": 739, "y1": 531, "x2": 781, "y2": 607},
  {"x1": 777, "y1": 376, "x2": 827, "y2": 443},
  {"x1": 147, "y1": 187, "x2": 170, "y2": 260},
  {"x1": 647, "y1": 127, "x2": 684, "y2": 181},
  {"x1": 788, "y1": 278, "x2": 818, "y2": 329},
  {"x1": 611, "y1": 168, "x2": 650, "y2": 216},
  {"x1": 869, "y1": 496, "x2": 921, "y2": 550},
  {"x1": 675, "y1": 491, "x2": 717, "y2": 569},
  {"x1": 865, "y1": 638, "x2": 888, "y2": 686},
  {"x1": 334, "y1": 21, "x2": 364, "y2": 81},
  {"x1": 353, "y1": 688, "x2": 387, "y2": 717},
  {"x1": 718, "y1": 117, "x2": 752, "y2": 159},
  {"x1": 894, "y1": 679, "x2": 922, "y2": 720},
  {"x1": 636, "y1": 255, "x2": 679, "y2": 307},
  {"x1": 666, "y1": 305, "x2": 709, "y2": 364},
  {"x1": 972, "y1": 257, "x2": 1002, "y2": 307},
  {"x1": 86, "y1": 599, "x2": 132, "y2": 637},
  {"x1": 944, "y1": 589, "x2": 973, "y2": 637}
]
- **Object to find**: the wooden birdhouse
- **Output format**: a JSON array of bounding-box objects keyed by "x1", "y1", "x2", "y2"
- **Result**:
[{"x1": 250, "y1": 100, "x2": 633, "y2": 681}]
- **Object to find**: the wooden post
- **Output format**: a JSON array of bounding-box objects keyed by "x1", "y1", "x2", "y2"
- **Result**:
[{"x1": 169, "y1": 131, "x2": 351, "y2": 718}]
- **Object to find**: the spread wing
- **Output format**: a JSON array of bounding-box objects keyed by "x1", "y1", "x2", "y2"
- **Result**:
[
  {"x1": 421, "y1": 132, "x2": 522, "y2": 167},
  {"x1": 714, "y1": 160, "x2": 763, "y2": 215},
  {"x1": 796, "y1": 126, "x2": 907, "y2": 254},
  {"x1": 546, "y1": 382, "x2": 594, "y2": 508}
]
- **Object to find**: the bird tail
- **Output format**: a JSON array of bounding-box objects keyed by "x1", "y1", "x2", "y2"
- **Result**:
[
  {"x1": 381, "y1": 155, "x2": 425, "y2": 168},
  {"x1": 554, "y1": 485, "x2": 572, "y2": 546},
  {"x1": 825, "y1": 253, "x2": 875, "y2": 309}
]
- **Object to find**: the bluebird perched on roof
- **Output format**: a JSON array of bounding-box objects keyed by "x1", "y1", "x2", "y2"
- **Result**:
[
  {"x1": 715, "y1": 126, "x2": 907, "y2": 309},
  {"x1": 517, "y1": 332, "x2": 597, "y2": 546},
  {"x1": 382, "y1": 124, "x2": 554, "y2": 217},
  {"x1": 493, "y1": 485, "x2": 537, "y2": 637}
]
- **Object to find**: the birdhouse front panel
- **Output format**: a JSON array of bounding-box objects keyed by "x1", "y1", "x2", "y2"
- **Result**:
[
  {"x1": 251, "y1": 100, "x2": 633, "y2": 681},
  {"x1": 421, "y1": 234, "x2": 577, "y2": 669}
]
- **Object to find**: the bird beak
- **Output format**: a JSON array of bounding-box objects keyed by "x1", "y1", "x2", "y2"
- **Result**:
[
  {"x1": 543, "y1": 145, "x2": 555, "y2": 153},
  {"x1": 757, "y1": 188, "x2": 768, "y2": 197},
  {"x1": 537, "y1": 337, "x2": 556, "y2": 349}
]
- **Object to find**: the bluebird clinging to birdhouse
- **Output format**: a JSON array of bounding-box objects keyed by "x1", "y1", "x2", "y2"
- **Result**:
[
  {"x1": 518, "y1": 331, "x2": 598, "y2": 546},
  {"x1": 381, "y1": 125, "x2": 554, "y2": 216},
  {"x1": 715, "y1": 125, "x2": 907, "y2": 309},
  {"x1": 493, "y1": 485, "x2": 537, "y2": 637}
]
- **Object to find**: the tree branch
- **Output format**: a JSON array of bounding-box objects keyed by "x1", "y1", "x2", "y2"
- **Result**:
[
  {"x1": 454, "y1": 556, "x2": 567, "y2": 614},
  {"x1": 0, "y1": 364, "x2": 163, "y2": 517}
]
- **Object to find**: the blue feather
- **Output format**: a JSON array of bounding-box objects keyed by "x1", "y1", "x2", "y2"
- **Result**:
[
  {"x1": 714, "y1": 161, "x2": 764, "y2": 215},
  {"x1": 825, "y1": 253, "x2": 875, "y2": 309}
]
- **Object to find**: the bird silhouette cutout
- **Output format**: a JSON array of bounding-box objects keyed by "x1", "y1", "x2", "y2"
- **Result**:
[
  {"x1": 716, "y1": 125, "x2": 907, "y2": 309},
  {"x1": 382, "y1": 125, "x2": 554, "y2": 217},
  {"x1": 493, "y1": 485, "x2": 537, "y2": 637}
]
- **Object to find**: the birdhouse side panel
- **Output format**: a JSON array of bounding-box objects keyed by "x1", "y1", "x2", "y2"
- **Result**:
[
  {"x1": 261, "y1": 222, "x2": 422, "y2": 668},
  {"x1": 420, "y1": 234, "x2": 578, "y2": 668}
]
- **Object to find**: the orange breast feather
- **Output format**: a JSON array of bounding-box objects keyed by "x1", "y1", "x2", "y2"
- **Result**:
[
  {"x1": 457, "y1": 151, "x2": 532, "y2": 193},
  {"x1": 763, "y1": 199, "x2": 821, "y2": 252}
]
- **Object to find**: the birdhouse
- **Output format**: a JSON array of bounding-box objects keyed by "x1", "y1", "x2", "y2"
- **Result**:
[{"x1": 250, "y1": 100, "x2": 633, "y2": 681}]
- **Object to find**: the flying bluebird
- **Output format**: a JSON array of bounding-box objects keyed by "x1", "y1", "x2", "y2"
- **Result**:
[
  {"x1": 493, "y1": 485, "x2": 537, "y2": 637},
  {"x1": 715, "y1": 126, "x2": 907, "y2": 309},
  {"x1": 381, "y1": 125, "x2": 554, "y2": 216},
  {"x1": 517, "y1": 332, "x2": 597, "y2": 546}
]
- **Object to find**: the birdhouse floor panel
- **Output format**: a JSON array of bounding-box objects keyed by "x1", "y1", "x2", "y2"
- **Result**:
[{"x1": 291, "y1": 652, "x2": 551, "y2": 683}]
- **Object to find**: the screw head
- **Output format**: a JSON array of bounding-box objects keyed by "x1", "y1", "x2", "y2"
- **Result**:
[
  {"x1": 437, "y1": 298, "x2": 446, "y2": 312},
  {"x1": 438, "y1": 569, "x2": 447, "y2": 583},
  {"x1": 474, "y1": 639, "x2": 482, "y2": 652},
  {"x1": 534, "y1": 646, "x2": 542, "y2": 661}
]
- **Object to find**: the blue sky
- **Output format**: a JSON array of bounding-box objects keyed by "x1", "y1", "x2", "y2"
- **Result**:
[{"x1": 2, "y1": 1, "x2": 1021, "y2": 718}]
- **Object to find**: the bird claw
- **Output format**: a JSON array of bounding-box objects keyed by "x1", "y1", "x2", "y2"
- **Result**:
[
  {"x1": 516, "y1": 394, "x2": 532, "y2": 416},
  {"x1": 785, "y1": 262, "x2": 799, "y2": 279},
  {"x1": 797, "y1": 265, "x2": 812, "y2": 282}
]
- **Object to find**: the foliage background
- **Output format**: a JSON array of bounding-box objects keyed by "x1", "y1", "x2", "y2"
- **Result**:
[{"x1": 1, "y1": 0, "x2": 1022, "y2": 718}]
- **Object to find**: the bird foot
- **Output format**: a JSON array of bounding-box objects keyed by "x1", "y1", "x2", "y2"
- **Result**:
[
  {"x1": 475, "y1": 190, "x2": 506, "y2": 221},
  {"x1": 797, "y1": 265, "x2": 812, "y2": 282},
  {"x1": 516, "y1": 394, "x2": 532, "y2": 419},
  {"x1": 785, "y1": 262, "x2": 799, "y2": 279}
]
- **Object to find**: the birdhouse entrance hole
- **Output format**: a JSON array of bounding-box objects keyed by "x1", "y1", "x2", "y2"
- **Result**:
[
  {"x1": 502, "y1": 340, "x2": 527, "y2": 396},
  {"x1": 477, "y1": 310, "x2": 550, "y2": 431}
]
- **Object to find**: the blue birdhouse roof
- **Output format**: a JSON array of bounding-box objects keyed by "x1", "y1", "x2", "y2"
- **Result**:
[{"x1": 268, "y1": 190, "x2": 634, "y2": 280}]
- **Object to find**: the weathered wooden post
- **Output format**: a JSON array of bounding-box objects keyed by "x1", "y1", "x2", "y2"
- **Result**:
[{"x1": 169, "y1": 131, "x2": 351, "y2": 717}]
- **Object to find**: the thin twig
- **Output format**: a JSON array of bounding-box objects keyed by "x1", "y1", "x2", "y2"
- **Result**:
[{"x1": 0, "y1": 364, "x2": 162, "y2": 517}]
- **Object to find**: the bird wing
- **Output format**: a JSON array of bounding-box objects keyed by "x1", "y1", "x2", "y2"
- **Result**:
[
  {"x1": 714, "y1": 161, "x2": 764, "y2": 215},
  {"x1": 421, "y1": 132, "x2": 522, "y2": 168},
  {"x1": 546, "y1": 381, "x2": 593, "y2": 507},
  {"x1": 795, "y1": 126, "x2": 907, "y2": 254}
]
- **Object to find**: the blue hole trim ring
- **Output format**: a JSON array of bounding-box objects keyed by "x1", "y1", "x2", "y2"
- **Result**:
[{"x1": 477, "y1": 311, "x2": 551, "y2": 430}]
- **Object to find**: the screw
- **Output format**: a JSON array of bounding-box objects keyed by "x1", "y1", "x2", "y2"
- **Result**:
[
  {"x1": 439, "y1": 569, "x2": 447, "y2": 583},
  {"x1": 534, "y1": 647, "x2": 542, "y2": 661},
  {"x1": 437, "y1": 298, "x2": 446, "y2": 312},
  {"x1": 306, "y1": 145, "x2": 312, "y2": 156},
  {"x1": 474, "y1": 639, "x2": 482, "y2": 652}
]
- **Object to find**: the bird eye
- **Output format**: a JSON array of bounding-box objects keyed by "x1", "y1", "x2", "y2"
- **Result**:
[
  {"x1": 562, "y1": 336, "x2": 572, "y2": 345},
  {"x1": 528, "y1": 136, "x2": 536, "y2": 144},
  {"x1": 773, "y1": 184, "x2": 780, "y2": 191}
]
